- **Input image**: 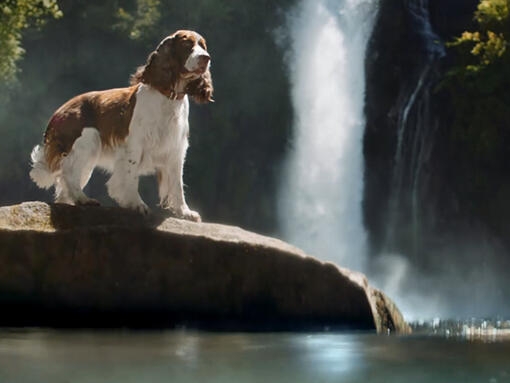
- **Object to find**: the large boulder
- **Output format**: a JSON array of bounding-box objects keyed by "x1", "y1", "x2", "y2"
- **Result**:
[{"x1": 0, "y1": 202, "x2": 410, "y2": 333}]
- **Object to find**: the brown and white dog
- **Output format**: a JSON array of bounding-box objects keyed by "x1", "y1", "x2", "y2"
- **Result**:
[{"x1": 30, "y1": 30, "x2": 213, "y2": 221}]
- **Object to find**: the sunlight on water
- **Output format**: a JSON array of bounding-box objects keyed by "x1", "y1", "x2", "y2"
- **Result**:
[
  {"x1": 293, "y1": 335, "x2": 362, "y2": 376},
  {"x1": 412, "y1": 318, "x2": 510, "y2": 341},
  {"x1": 0, "y1": 329, "x2": 509, "y2": 383}
]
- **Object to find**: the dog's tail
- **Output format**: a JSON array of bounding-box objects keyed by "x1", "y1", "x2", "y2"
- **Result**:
[{"x1": 30, "y1": 144, "x2": 56, "y2": 189}]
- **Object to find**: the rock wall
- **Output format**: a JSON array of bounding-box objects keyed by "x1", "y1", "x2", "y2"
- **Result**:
[{"x1": 363, "y1": 0, "x2": 506, "y2": 260}]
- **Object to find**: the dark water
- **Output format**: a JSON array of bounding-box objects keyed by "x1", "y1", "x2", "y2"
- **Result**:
[{"x1": 1, "y1": 329, "x2": 509, "y2": 383}]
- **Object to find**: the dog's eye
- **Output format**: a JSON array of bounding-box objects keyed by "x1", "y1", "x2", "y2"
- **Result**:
[{"x1": 182, "y1": 40, "x2": 194, "y2": 50}]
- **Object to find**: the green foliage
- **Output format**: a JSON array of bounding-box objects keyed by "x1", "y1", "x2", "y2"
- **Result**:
[
  {"x1": 439, "y1": 0, "x2": 510, "y2": 241},
  {"x1": 476, "y1": 0, "x2": 509, "y2": 27},
  {"x1": 115, "y1": 0, "x2": 161, "y2": 40},
  {"x1": 447, "y1": 0, "x2": 509, "y2": 72},
  {"x1": 445, "y1": 0, "x2": 510, "y2": 162},
  {"x1": 0, "y1": 0, "x2": 62, "y2": 83}
]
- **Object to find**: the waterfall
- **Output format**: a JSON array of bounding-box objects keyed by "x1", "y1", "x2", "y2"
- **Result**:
[
  {"x1": 383, "y1": 0, "x2": 445, "y2": 258},
  {"x1": 278, "y1": 0, "x2": 378, "y2": 271}
]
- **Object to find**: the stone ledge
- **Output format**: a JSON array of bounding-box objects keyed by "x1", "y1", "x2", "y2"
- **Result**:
[{"x1": 0, "y1": 202, "x2": 410, "y2": 333}]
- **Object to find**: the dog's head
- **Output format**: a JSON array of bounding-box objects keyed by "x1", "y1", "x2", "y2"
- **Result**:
[{"x1": 131, "y1": 30, "x2": 214, "y2": 103}]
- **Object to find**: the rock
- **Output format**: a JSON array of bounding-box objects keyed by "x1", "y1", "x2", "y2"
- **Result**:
[{"x1": 0, "y1": 202, "x2": 410, "y2": 333}]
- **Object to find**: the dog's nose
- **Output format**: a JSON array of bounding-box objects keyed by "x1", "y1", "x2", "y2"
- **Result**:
[{"x1": 198, "y1": 54, "x2": 210, "y2": 67}]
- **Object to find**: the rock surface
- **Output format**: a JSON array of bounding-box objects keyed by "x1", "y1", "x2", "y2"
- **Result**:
[{"x1": 0, "y1": 202, "x2": 410, "y2": 333}]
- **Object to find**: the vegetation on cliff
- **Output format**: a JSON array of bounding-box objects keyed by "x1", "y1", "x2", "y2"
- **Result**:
[
  {"x1": 0, "y1": 0, "x2": 62, "y2": 83},
  {"x1": 446, "y1": 0, "x2": 509, "y2": 157},
  {"x1": 450, "y1": 0, "x2": 508, "y2": 71},
  {"x1": 444, "y1": 0, "x2": 510, "y2": 240}
]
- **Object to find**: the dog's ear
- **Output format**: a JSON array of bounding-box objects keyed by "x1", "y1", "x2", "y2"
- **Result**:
[
  {"x1": 130, "y1": 50, "x2": 156, "y2": 85},
  {"x1": 130, "y1": 36, "x2": 178, "y2": 92},
  {"x1": 186, "y1": 69, "x2": 214, "y2": 104}
]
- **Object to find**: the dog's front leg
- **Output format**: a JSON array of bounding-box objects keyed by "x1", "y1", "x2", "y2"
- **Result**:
[
  {"x1": 106, "y1": 143, "x2": 149, "y2": 214},
  {"x1": 157, "y1": 149, "x2": 200, "y2": 222}
]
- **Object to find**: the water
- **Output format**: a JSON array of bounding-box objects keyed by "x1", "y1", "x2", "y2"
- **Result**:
[
  {"x1": 383, "y1": 0, "x2": 446, "y2": 257},
  {"x1": 278, "y1": 0, "x2": 377, "y2": 272},
  {"x1": 1, "y1": 329, "x2": 509, "y2": 382}
]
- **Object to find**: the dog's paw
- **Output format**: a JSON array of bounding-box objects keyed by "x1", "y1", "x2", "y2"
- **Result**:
[
  {"x1": 123, "y1": 201, "x2": 150, "y2": 215},
  {"x1": 182, "y1": 208, "x2": 201, "y2": 223},
  {"x1": 134, "y1": 202, "x2": 150, "y2": 215},
  {"x1": 170, "y1": 205, "x2": 201, "y2": 222},
  {"x1": 163, "y1": 204, "x2": 201, "y2": 222}
]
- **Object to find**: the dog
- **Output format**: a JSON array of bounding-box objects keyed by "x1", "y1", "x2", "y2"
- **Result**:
[{"x1": 30, "y1": 30, "x2": 213, "y2": 221}]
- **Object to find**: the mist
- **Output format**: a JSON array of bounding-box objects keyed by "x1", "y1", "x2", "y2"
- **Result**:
[{"x1": 371, "y1": 238, "x2": 510, "y2": 321}]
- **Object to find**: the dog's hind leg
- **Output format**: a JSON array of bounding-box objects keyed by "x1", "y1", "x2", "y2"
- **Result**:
[{"x1": 57, "y1": 127, "x2": 101, "y2": 205}]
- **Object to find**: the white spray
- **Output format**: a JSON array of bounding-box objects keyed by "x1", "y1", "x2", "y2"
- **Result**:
[{"x1": 278, "y1": 0, "x2": 378, "y2": 272}]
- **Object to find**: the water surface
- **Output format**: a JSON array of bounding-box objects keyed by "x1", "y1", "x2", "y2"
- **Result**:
[{"x1": 1, "y1": 329, "x2": 509, "y2": 382}]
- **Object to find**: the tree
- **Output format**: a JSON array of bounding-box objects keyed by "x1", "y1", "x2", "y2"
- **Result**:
[
  {"x1": 448, "y1": 0, "x2": 509, "y2": 74},
  {"x1": 441, "y1": 0, "x2": 510, "y2": 242},
  {"x1": 445, "y1": 0, "x2": 510, "y2": 157},
  {"x1": 114, "y1": 0, "x2": 161, "y2": 40},
  {"x1": 0, "y1": 0, "x2": 62, "y2": 83}
]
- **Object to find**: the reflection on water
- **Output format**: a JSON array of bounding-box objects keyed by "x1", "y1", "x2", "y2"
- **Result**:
[
  {"x1": 412, "y1": 318, "x2": 510, "y2": 341},
  {"x1": 0, "y1": 329, "x2": 509, "y2": 383}
]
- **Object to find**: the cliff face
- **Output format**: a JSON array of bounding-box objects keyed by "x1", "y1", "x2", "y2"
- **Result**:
[
  {"x1": 0, "y1": 202, "x2": 410, "y2": 334},
  {"x1": 364, "y1": 0, "x2": 510, "y2": 262}
]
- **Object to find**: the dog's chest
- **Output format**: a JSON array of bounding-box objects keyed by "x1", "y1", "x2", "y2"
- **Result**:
[{"x1": 131, "y1": 85, "x2": 189, "y2": 153}]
